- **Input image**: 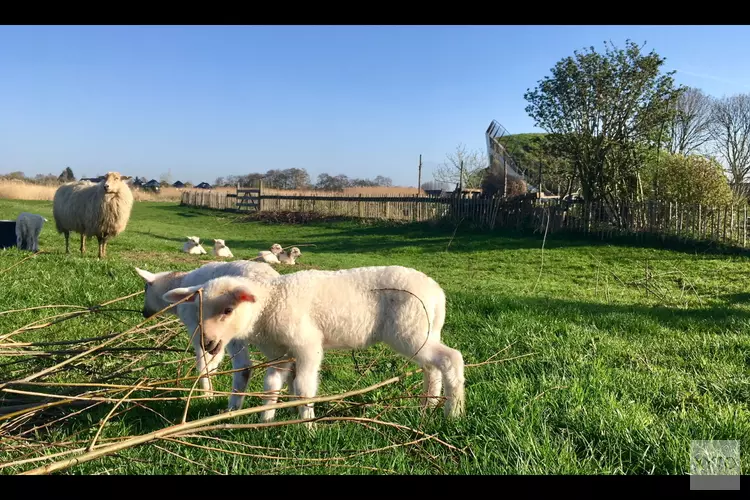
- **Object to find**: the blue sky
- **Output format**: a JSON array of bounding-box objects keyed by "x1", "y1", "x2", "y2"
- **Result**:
[{"x1": 1, "y1": 25, "x2": 749, "y2": 187}]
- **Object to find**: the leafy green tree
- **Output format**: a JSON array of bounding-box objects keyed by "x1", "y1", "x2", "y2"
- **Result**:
[
  {"x1": 524, "y1": 40, "x2": 682, "y2": 214},
  {"x1": 58, "y1": 166, "x2": 75, "y2": 183}
]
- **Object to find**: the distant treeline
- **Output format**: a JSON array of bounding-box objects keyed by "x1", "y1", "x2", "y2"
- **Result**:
[{"x1": 214, "y1": 168, "x2": 393, "y2": 191}]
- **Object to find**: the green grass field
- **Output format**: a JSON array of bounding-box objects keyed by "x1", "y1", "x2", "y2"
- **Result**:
[{"x1": 1, "y1": 199, "x2": 749, "y2": 475}]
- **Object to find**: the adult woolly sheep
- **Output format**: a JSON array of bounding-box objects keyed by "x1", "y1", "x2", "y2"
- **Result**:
[
  {"x1": 161, "y1": 265, "x2": 466, "y2": 426},
  {"x1": 15, "y1": 212, "x2": 48, "y2": 252},
  {"x1": 135, "y1": 260, "x2": 283, "y2": 410},
  {"x1": 52, "y1": 172, "x2": 133, "y2": 259}
]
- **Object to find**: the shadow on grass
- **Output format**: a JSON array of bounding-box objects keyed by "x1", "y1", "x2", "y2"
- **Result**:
[
  {"x1": 148, "y1": 204, "x2": 750, "y2": 259},
  {"x1": 131, "y1": 231, "x2": 190, "y2": 244},
  {"x1": 450, "y1": 291, "x2": 750, "y2": 337}
]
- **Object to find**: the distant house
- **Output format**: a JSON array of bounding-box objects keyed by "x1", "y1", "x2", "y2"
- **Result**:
[
  {"x1": 196, "y1": 182, "x2": 211, "y2": 190},
  {"x1": 172, "y1": 181, "x2": 185, "y2": 189},
  {"x1": 81, "y1": 176, "x2": 105, "y2": 183},
  {"x1": 143, "y1": 179, "x2": 161, "y2": 192},
  {"x1": 421, "y1": 181, "x2": 456, "y2": 197},
  {"x1": 131, "y1": 178, "x2": 144, "y2": 187}
]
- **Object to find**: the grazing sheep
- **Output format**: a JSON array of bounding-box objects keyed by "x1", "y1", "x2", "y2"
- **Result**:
[
  {"x1": 135, "y1": 260, "x2": 283, "y2": 410},
  {"x1": 255, "y1": 243, "x2": 283, "y2": 264},
  {"x1": 212, "y1": 239, "x2": 234, "y2": 258},
  {"x1": 52, "y1": 172, "x2": 133, "y2": 259},
  {"x1": 161, "y1": 265, "x2": 466, "y2": 426},
  {"x1": 277, "y1": 247, "x2": 301, "y2": 265},
  {"x1": 183, "y1": 236, "x2": 207, "y2": 255},
  {"x1": 15, "y1": 212, "x2": 48, "y2": 252}
]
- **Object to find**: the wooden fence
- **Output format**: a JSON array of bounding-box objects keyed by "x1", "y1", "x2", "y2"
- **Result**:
[{"x1": 179, "y1": 187, "x2": 750, "y2": 249}]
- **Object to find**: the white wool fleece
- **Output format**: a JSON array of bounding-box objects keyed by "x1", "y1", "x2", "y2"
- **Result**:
[
  {"x1": 163, "y1": 265, "x2": 466, "y2": 425},
  {"x1": 136, "y1": 259, "x2": 281, "y2": 410}
]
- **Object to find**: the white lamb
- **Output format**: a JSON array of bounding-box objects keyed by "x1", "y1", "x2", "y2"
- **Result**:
[
  {"x1": 161, "y1": 265, "x2": 466, "y2": 426},
  {"x1": 15, "y1": 212, "x2": 48, "y2": 252},
  {"x1": 255, "y1": 243, "x2": 283, "y2": 264},
  {"x1": 212, "y1": 239, "x2": 234, "y2": 258},
  {"x1": 135, "y1": 260, "x2": 282, "y2": 410},
  {"x1": 277, "y1": 246, "x2": 301, "y2": 265},
  {"x1": 183, "y1": 236, "x2": 207, "y2": 255}
]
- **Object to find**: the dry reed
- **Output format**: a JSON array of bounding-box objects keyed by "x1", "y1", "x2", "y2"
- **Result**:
[{"x1": 0, "y1": 180, "x2": 421, "y2": 204}]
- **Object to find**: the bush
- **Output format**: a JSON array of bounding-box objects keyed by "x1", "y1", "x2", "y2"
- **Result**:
[{"x1": 645, "y1": 153, "x2": 733, "y2": 207}]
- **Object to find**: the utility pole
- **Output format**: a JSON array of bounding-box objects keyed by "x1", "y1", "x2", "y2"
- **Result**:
[
  {"x1": 502, "y1": 153, "x2": 508, "y2": 198},
  {"x1": 459, "y1": 159, "x2": 465, "y2": 192},
  {"x1": 538, "y1": 158, "x2": 543, "y2": 197},
  {"x1": 417, "y1": 154, "x2": 422, "y2": 195}
]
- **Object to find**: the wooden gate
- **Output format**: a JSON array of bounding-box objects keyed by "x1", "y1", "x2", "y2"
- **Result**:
[{"x1": 236, "y1": 181, "x2": 262, "y2": 211}]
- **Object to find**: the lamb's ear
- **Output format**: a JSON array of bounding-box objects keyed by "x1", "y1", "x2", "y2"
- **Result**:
[
  {"x1": 162, "y1": 285, "x2": 203, "y2": 304},
  {"x1": 135, "y1": 267, "x2": 156, "y2": 284},
  {"x1": 232, "y1": 285, "x2": 256, "y2": 304},
  {"x1": 122, "y1": 175, "x2": 132, "y2": 180}
]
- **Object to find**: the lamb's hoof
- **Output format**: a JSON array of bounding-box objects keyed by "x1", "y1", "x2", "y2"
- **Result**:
[
  {"x1": 444, "y1": 398, "x2": 466, "y2": 419},
  {"x1": 421, "y1": 395, "x2": 442, "y2": 410},
  {"x1": 258, "y1": 410, "x2": 276, "y2": 423},
  {"x1": 302, "y1": 421, "x2": 317, "y2": 433}
]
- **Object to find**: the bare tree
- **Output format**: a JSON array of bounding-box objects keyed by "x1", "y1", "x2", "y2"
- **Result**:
[
  {"x1": 667, "y1": 87, "x2": 714, "y2": 156},
  {"x1": 433, "y1": 143, "x2": 488, "y2": 190},
  {"x1": 710, "y1": 93, "x2": 750, "y2": 197}
]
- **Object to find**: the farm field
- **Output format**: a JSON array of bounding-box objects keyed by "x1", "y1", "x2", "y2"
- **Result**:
[{"x1": 1, "y1": 199, "x2": 749, "y2": 475}]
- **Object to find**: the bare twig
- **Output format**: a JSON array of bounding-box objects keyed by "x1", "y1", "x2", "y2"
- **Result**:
[
  {"x1": 0, "y1": 251, "x2": 45, "y2": 274},
  {"x1": 19, "y1": 367, "x2": 427, "y2": 475}
]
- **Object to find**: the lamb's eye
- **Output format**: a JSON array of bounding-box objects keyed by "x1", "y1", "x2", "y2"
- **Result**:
[{"x1": 223, "y1": 307, "x2": 234, "y2": 315}]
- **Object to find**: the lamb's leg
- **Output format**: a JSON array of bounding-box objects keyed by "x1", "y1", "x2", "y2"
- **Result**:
[
  {"x1": 290, "y1": 344, "x2": 324, "y2": 427},
  {"x1": 257, "y1": 344, "x2": 295, "y2": 422},
  {"x1": 64, "y1": 231, "x2": 70, "y2": 253},
  {"x1": 194, "y1": 344, "x2": 226, "y2": 399},
  {"x1": 385, "y1": 339, "x2": 465, "y2": 418},
  {"x1": 420, "y1": 343, "x2": 465, "y2": 418},
  {"x1": 96, "y1": 236, "x2": 104, "y2": 259},
  {"x1": 227, "y1": 338, "x2": 252, "y2": 411},
  {"x1": 32, "y1": 226, "x2": 41, "y2": 252},
  {"x1": 422, "y1": 366, "x2": 443, "y2": 409},
  {"x1": 80, "y1": 234, "x2": 86, "y2": 254},
  {"x1": 185, "y1": 319, "x2": 216, "y2": 396}
]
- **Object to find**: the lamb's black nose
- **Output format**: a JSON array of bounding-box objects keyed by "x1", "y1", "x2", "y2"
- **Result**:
[{"x1": 203, "y1": 339, "x2": 220, "y2": 354}]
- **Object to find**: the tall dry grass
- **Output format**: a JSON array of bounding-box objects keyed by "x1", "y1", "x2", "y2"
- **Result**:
[
  {"x1": 0, "y1": 180, "x2": 424, "y2": 203},
  {"x1": 262, "y1": 186, "x2": 425, "y2": 197},
  {"x1": 0, "y1": 180, "x2": 186, "y2": 203}
]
